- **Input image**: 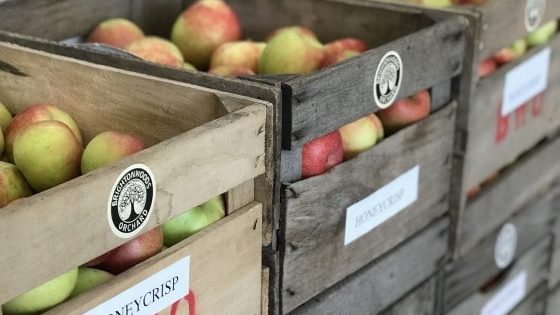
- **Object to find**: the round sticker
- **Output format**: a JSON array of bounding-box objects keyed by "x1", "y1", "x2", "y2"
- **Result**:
[
  {"x1": 525, "y1": 0, "x2": 546, "y2": 32},
  {"x1": 107, "y1": 164, "x2": 156, "y2": 238},
  {"x1": 373, "y1": 51, "x2": 403, "y2": 109},
  {"x1": 494, "y1": 223, "x2": 518, "y2": 269}
]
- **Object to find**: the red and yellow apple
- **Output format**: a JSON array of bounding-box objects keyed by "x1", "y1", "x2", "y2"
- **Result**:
[
  {"x1": 339, "y1": 114, "x2": 382, "y2": 160},
  {"x1": 321, "y1": 38, "x2": 367, "y2": 67},
  {"x1": 0, "y1": 161, "x2": 33, "y2": 208},
  {"x1": 210, "y1": 41, "x2": 266, "y2": 73},
  {"x1": 87, "y1": 18, "x2": 144, "y2": 49},
  {"x1": 302, "y1": 131, "x2": 344, "y2": 178},
  {"x1": 377, "y1": 90, "x2": 431, "y2": 133},
  {"x1": 0, "y1": 102, "x2": 12, "y2": 132},
  {"x1": 493, "y1": 39, "x2": 527, "y2": 66},
  {"x1": 478, "y1": 58, "x2": 497, "y2": 78},
  {"x1": 126, "y1": 37, "x2": 184, "y2": 67},
  {"x1": 81, "y1": 131, "x2": 145, "y2": 174},
  {"x1": 209, "y1": 65, "x2": 255, "y2": 77},
  {"x1": 408, "y1": 0, "x2": 453, "y2": 7}
]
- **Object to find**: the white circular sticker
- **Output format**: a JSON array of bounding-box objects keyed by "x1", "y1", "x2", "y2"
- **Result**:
[
  {"x1": 494, "y1": 223, "x2": 518, "y2": 269},
  {"x1": 373, "y1": 51, "x2": 403, "y2": 109},
  {"x1": 525, "y1": 0, "x2": 546, "y2": 32},
  {"x1": 107, "y1": 164, "x2": 156, "y2": 238}
]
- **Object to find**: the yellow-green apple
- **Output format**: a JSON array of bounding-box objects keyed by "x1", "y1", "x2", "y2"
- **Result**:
[
  {"x1": 171, "y1": 0, "x2": 241, "y2": 70},
  {"x1": 526, "y1": 20, "x2": 558, "y2": 47},
  {"x1": 339, "y1": 116, "x2": 380, "y2": 160},
  {"x1": 0, "y1": 102, "x2": 12, "y2": 132},
  {"x1": 126, "y1": 37, "x2": 184, "y2": 68},
  {"x1": 87, "y1": 18, "x2": 144, "y2": 49},
  {"x1": 183, "y1": 62, "x2": 197, "y2": 72},
  {"x1": 453, "y1": 0, "x2": 487, "y2": 4},
  {"x1": 209, "y1": 65, "x2": 255, "y2": 77},
  {"x1": 408, "y1": 0, "x2": 453, "y2": 7},
  {"x1": 13, "y1": 121, "x2": 83, "y2": 191},
  {"x1": 322, "y1": 50, "x2": 359, "y2": 68},
  {"x1": 0, "y1": 129, "x2": 3, "y2": 156},
  {"x1": 98, "y1": 227, "x2": 163, "y2": 274},
  {"x1": 70, "y1": 267, "x2": 114, "y2": 297},
  {"x1": 493, "y1": 39, "x2": 527, "y2": 66},
  {"x1": 302, "y1": 131, "x2": 344, "y2": 178},
  {"x1": 0, "y1": 161, "x2": 33, "y2": 208},
  {"x1": 162, "y1": 196, "x2": 225, "y2": 247},
  {"x1": 81, "y1": 131, "x2": 145, "y2": 174},
  {"x1": 321, "y1": 38, "x2": 367, "y2": 67},
  {"x1": 377, "y1": 90, "x2": 431, "y2": 133},
  {"x1": 5, "y1": 104, "x2": 82, "y2": 161},
  {"x1": 260, "y1": 26, "x2": 324, "y2": 75},
  {"x1": 210, "y1": 41, "x2": 266, "y2": 73},
  {"x1": 478, "y1": 58, "x2": 497, "y2": 78},
  {"x1": 369, "y1": 113, "x2": 384, "y2": 141},
  {"x1": 2, "y1": 268, "x2": 78, "y2": 315}
]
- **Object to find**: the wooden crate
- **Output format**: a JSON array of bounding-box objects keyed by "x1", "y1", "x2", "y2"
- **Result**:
[
  {"x1": 547, "y1": 285, "x2": 560, "y2": 315},
  {"x1": 0, "y1": 1, "x2": 468, "y2": 313},
  {"x1": 288, "y1": 218, "x2": 448, "y2": 315},
  {"x1": 0, "y1": 39, "x2": 270, "y2": 314},
  {"x1": 378, "y1": 277, "x2": 438, "y2": 315}
]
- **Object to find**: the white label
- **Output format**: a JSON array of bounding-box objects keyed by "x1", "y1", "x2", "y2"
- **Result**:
[
  {"x1": 480, "y1": 271, "x2": 527, "y2": 315},
  {"x1": 502, "y1": 48, "x2": 550, "y2": 116},
  {"x1": 85, "y1": 256, "x2": 190, "y2": 315},
  {"x1": 494, "y1": 223, "x2": 518, "y2": 269},
  {"x1": 373, "y1": 51, "x2": 403, "y2": 109},
  {"x1": 344, "y1": 166, "x2": 419, "y2": 245}
]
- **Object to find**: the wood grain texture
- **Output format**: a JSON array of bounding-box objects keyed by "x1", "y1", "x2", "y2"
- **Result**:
[
  {"x1": 447, "y1": 236, "x2": 551, "y2": 315},
  {"x1": 0, "y1": 43, "x2": 267, "y2": 304},
  {"x1": 547, "y1": 285, "x2": 560, "y2": 315},
  {"x1": 46, "y1": 203, "x2": 263, "y2": 315},
  {"x1": 281, "y1": 104, "x2": 455, "y2": 312},
  {"x1": 548, "y1": 185, "x2": 560, "y2": 289},
  {"x1": 457, "y1": 134, "x2": 560, "y2": 256},
  {"x1": 510, "y1": 284, "x2": 547, "y2": 315},
  {"x1": 378, "y1": 277, "x2": 437, "y2": 315},
  {"x1": 227, "y1": 180, "x2": 255, "y2": 215},
  {"x1": 290, "y1": 218, "x2": 448, "y2": 315},
  {"x1": 443, "y1": 184, "x2": 559, "y2": 311}
]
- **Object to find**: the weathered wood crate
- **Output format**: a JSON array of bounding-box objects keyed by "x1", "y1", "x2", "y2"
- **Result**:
[
  {"x1": 0, "y1": 39, "x2": 270, "y2": 314},
  {"x1": 0, "y1": 0, "x2": 467, "y2": 313},
  {"x1": 288, "y1": 218, "x2": 448, "y2": 315},
  {"x1": 547, "y1": 284, "x2": 560, "y2": 315}
]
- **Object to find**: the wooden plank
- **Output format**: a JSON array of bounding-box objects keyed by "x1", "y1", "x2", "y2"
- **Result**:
[
  {"x1": 289, "y1": 218, "x2": 448, "y2": 315},
  {"x1": 262, "y1": 268, "x2": 270, "y2": 315},
  {"x1": 286, "y1": 17, "x2": 465, "y2": 148},
  {"x1": 0, "y1": 42, "x2": 267, "y2": 303},
  {"x1": 457, "y1": 134, "x2": 560, "y2": 256},
  {"x1": 447, "y1": 236, "x2": 551, "y2": 315},
  {"x1": 510, "y1": 284, "x2": 547, "y2": 315},
  {"x1": 378, "y1": 277, "x2": 437, "y2": 315},
  {"x1": 45, "y1": 202, "x2": 263, "y2": 315},
  {"x1": 547, "y1": 285, "x2": 560, "y2": 315},
  {"x1": 226, "y1": 180, "x2": 255, "y2": 215},
  {"x1": 130, "y1": 0, "x2": 184, "y2": 37},
  {"x1": 548, "y1": 187, "x2": 560, "y2": 289},
  {"x1": 443, "y1": 184, "x2": 558, "y2": 311},
  {"x1": 281, "y1": 103, "x2": 455, "y2": 312},
  {"x1": 463, "y1": 34, "x2": 560, "y2": 191}
]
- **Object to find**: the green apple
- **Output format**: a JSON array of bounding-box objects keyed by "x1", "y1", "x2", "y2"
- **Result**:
[
  {"x1": 0, "y1": 128, "x2": 4, "y2": 156},
  {"x1": 2, "y1": 268, "x2": 78, "y2": 315},
  {"x1": 0, "y1": 161, "x2": 33, "y2": 208},
  {"x1": 71, "y1": 267, "x2": 114, "y2": 297},
  {"x1": 526, "y1": 20, "x2": 558, "y2": 47},
  {"x1": 0, "y1": 102, "x2": 12, "y2": 132},
  {"x1": 162, "y1": 196, "x2": 225, "y2": 247}
]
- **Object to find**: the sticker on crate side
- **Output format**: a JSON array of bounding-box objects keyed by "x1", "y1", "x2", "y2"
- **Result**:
[
  {"x1": 108, "y1": 164, "x2": 156, "y2": 239},
  {"x1": 344, "y1": 166, "x2": 419, "y2": 245},
  {"x1": 480, "y1": 271, "x2": 527, "y2": 315},
  {"x1": 373, "y1": 51, "x2": 403, "y2": 109},
  {"x1": 525, "y1": 0, "x2": 546, "y2": 32},
  {"x1": 502, "y1": 47, "x2": 550, "y2": 116},
  {"x1": 84, "y1": 256, "x2": 190, "y2": 315},
  {"x1": 494, "y1": 223, "x2": 518, "y2": 269}
]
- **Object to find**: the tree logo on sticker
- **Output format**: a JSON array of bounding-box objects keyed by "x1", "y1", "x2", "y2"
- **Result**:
[
  {"x1": 494, "y1": 223, "x2": 518, "y2": 269},
  {"x1": 107, "y1": 164, "x2": 156, "y2": 238},
  {"x1": 525, "y1": 0, "x2": 546, "y2": 32},
  {"x1": 374, "y1": 51, "x2": 403, "y2": 109}
]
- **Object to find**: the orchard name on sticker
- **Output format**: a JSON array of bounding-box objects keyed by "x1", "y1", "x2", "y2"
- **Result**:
[
  {"x1": 108, "y1": 164, "x2": 156, "y2": 238},
  {"x1": 374, "y1": 51, "x2": 403, "y2": 109},
  {"x1": 525, "y1": 0, "x2": 546, "y2": 32},
  {"x1": 494, "y1": 223, "x2": 518, "y2": 269}
]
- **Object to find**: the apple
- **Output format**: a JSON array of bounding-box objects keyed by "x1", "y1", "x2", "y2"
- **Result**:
[
  {"x1": 452, "y1": 0, "x2": 487, "y2": 4},
  {"x1": 70, "y1": 267, "x2": 114, "y2": 297},
  {"x1": 466, "y1": 185, "x2": 480, "y2": 199},
  {"x1": 5, "y1": 104, "x2": 82, "y2": 161},
  {"x1": 84, "y1": 251, "x2": 112, "y2": 268},
  {"x1": 98, "y1": 227, "x2": 163, "y2": 274},
  {"x1": 493, "y1": 39, "x2": 527, "y2": 66},
  {"x1": 209, "y1": 65, "x2": 255, "y2": 77},
  {"x1": 183, "y1": 62, "x2": 197, "y2": 72},
  {"x1": 377, "y1": 90, "x2": 431, "y2": 133},
  {"x1": 2, "y1": 268, "x2": 78, "y2": 315},
  {"x1": 526, "y1": 20, "x2": 558, "y2": 47},
  {"x1": 0, "y1": 101, "x2": 12, "y2": 132},
  {"x1": 126, "y1": 37, "x2": 184, "y2": 68},
  {"x1": 322, "y1": 38, "x2": 367, "y2": 67},
  {"x1": 210, "y1": 41, "x2": 266, "y2": 73},
  {"x1": 322, "y1": 50, "x2": 360, "y2": 68},
  {"x1": 368, "y1": 113, "x2": 384, "y2": 141},
  {"x1": 87, "y1": 18, "x2": 144, "y2": 49},
  {"x1": 0, "y1": 161, "x2": 33, "y2": 208},
  {"x1": 478, "y1": 58, "x2": 497, "y2": 78},
  {"x1": 81, "y1": 131, "x2": 145, "y2": 174},
  {"x1": 339, "y1": 115, "x2": 380, "y2": 160},
  {"x1": 162, "y1": 196, "x2": 225, "y2": 247},
  {"x1": 302, "y1": 131, "x2": 344, "y2": 178},
  {"x1": 171, "y1": 0, "x2": 241, "y2": 70},
  {"x1": 260, "y1": 26, "x2": 324, "y2": 75},
  {"x1": 13, "y1": 121, "x2": 83, "y2": 191},
  {"x1": 408, "y1": 0, "x2": 453, "y2": 7},
  {"x1": 0, "y1": 129, "x2": 3, "y2": 156}
]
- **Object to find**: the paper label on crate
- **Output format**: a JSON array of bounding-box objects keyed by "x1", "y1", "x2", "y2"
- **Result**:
[
  {"x1": 525, "y1": 0, "x2": 546, "y2": 32},
  {"x1": 107, "y1": 164, "x2": 157, "y2": 239},
  {"x1": 344, "y1": 166, "x2": 419, "y2": 246},
  {"x1": 85, "y1": 256, "x2": 190, "y2": 315},
  {"x1": 480, "y1": 271, "x2": 527, "y2": 315},
  {"x1": 373, "y1": 51, "x2": 403, "y2": 109},
  {"x1": 494, "y1": 223, "x2": 518, "y2": 269},
  {"x1": 502, "y1": 47, "x2": 550, "y2": 116}
]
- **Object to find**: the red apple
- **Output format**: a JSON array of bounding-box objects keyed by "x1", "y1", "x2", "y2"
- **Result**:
[
  {"x1": 87, "y1": 18, "x2": 144, "y2": 49},
  {"x1": 321, "y1": 38, "x2": 367, "y2": 67},
  {"x1": 208, "y1": 65, "x2": 255, "y2": 77},
  {"x1": 478, "y1": 58, "x2": 497, "y2": 78},
  {"x1": 377, "y1": 90, "x2": 431, "y2": 133},
  {"x1": 97, "y1": 228, "x2": 163, "y2": 274},
  {"x1": 302, "y1": 131, "x2": 344, "y2": 178},
  {"x1": 493, "y1": 39, "x2": 527, "y2": 66}
]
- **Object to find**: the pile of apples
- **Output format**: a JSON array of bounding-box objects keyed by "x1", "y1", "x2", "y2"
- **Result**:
[{"x1": 0, "y1": 102, "x2": 225, "y2": 315}]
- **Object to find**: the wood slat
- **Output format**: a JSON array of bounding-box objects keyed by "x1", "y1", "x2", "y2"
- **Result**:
[
  {"x1": 510, "y1": 284, "x2": 547, "y2": 315},
  {"x1": 547, "y1": 285, "x2": 560, "y2": 315},
  {"x1": 378, "y1": 277, "x2": 437, "y2": 315}
]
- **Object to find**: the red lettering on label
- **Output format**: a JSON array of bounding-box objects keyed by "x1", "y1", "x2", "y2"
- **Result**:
[
  {"x1": 514, "y1": 103, "x2": 527, "y2": 129},
  {"x1": 494, "y1": 92, "x2": 546, "y2": 144},
  {"x1": 495, "y1": 101, "x2": 509, "y2": 144},
  {"x1": 531, "y1": 92, "x2": 545, "y2": 117},
  {"x1": 167, "y1": 290, "x2": 196, "y2": 315}
]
